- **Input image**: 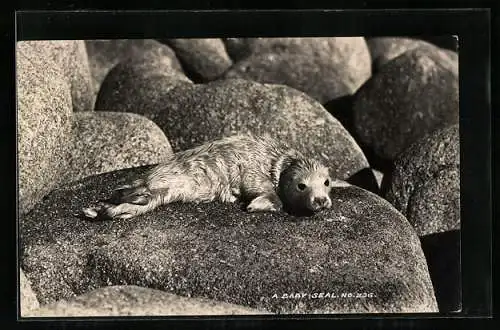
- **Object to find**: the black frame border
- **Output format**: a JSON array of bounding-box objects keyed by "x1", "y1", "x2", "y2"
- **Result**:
[{"x1": 2, "y1": 7, "x2": 493, "y2": 330}]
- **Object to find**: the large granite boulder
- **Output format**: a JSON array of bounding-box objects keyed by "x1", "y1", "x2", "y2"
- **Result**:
[
  {"x1": 366, "y1": 37, "x2": 457, "y2": 71},
  {"x1": 20, "y1": 166, "x2": 437, "y2": 313},
  {"x1": 384, "y1": 124, "x2": 460, "y2": 236},
  {"x1": 85, "y1": 39, "x2": 183, "y2": 98},
  {"x1": 383, "y1": 124, "x2": 460, "y2": 314},
  {"x1": 223, "y1": 37, "x2": 371, "y2": 102},
  {"x1": 24, "y1": 285, "x2": 267, "y2": 317},
  {"x1": 352, "y1": 44, "x2": 459, "y2": 162},
  {"x1": 64, "y1": 111, "x2": 173, "y2": 183},
  {"x1": 161, "y1": 38, "x2": 232, "y2": 82},
  {"x1": 94, "y1": 47, "x2": 192, "y2": 114},
  {"x1": 96, "y1": 78, "x2": 369, "y2": 180},
  {"x1": 16, "y1": 43, "x2": 73, "y2": 215},
  {"x1": 17, "y1": 40, "x2": 95, "y2": 112},
  {"x1": 224, "y1": 52, "x2": 353, "y2": 104}
]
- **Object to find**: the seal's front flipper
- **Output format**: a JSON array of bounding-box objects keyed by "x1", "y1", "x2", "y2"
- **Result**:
[{"x1": 246, "y1": 193, "x2": 282, "y2": 213}]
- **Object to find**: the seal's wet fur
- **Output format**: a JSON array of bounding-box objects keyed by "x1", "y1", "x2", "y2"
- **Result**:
[{"x1": 83, "y1": 134, "x2": 339, "y2": 220}]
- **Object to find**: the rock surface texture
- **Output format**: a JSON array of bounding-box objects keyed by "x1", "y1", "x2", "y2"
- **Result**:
[
  {"x1": 20, "y1": 166, "x2": 437, "y2": 314},
  {"x1": 24, "y1": 285, "x2": 268, "y2": 317},
  {"x1": 366, "y1": 37, "x2": 457, "y2": 71},
  {"x1": 18, "y1": 40, "x2": 95, "y2": 111},
  {"x1": 223, "y1": 37, "x2": 371, "y2": 103},
  {"x1": 20, "y1": 269, "x2": 40, "y2": 316},
  {"x1": 94, "y1": 47, "x2": 192, "y2": 114},
  {"x1": 17, "y1": 43, "x2": 73, "y2": 215},
  {"x1": 85, "y1": 39, "x2": 183, "y2": 99},
  {"x1": 384, "y1": 124, "x2": 460, "y2": 236},
  {"x1": 352, "y1": 44, "x2": 459, "y2": 161},
  {"x1": 161, "y1": 38, "x2": 233, "y2": 82},
  {"x1": 65, "y1": 111, "x2": 173, "y2": 182},
  {"x1": 96, "y1": 78, "x2": 369, "y2": 181}
]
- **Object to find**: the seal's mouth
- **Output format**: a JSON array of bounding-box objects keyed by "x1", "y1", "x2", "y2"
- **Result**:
[{"x1": 308, "y1": 196, "x2": 332, "y2": 211}]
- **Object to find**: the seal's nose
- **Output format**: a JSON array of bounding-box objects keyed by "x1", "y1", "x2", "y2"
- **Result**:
[{"x1": 311, "y1": 196, "x2": 329, "y2": 210}]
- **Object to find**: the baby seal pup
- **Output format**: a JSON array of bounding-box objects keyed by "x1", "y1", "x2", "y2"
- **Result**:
[{"x1": 83, "y1": 134, "x2": 341, "y2": 220}]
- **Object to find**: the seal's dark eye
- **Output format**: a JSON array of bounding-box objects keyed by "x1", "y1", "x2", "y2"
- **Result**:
[
  {"x1": 297, "y1": 183, "x2": 306, "y2": 191},
  {"x1": 324, "y1": 179, "x2": 330, "y2": 187}
]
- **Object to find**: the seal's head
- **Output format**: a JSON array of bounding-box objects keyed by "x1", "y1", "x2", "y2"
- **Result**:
[{"x1": 278, "y1": 158, "x2": 333, "y2": 213}]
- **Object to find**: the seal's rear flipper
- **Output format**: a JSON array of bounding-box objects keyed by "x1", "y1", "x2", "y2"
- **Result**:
[
  {"x1": 81, "y1": 201, "x2": 140, "y2": 221},
  {"x1": 82, "y1": 207, "x2": 98, "y2": 219},
  {"x1": 108, "y1": 185, "x2": 152, "y2": 206},
  {"x1": 81, "y1": 202, "x2": 116, "y2": 221}
]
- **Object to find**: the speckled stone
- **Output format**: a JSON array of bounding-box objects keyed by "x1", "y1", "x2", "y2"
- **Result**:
[
  {"x1": 109, "y1": 78, "x2": 368, "y2": 180},
  {"x1": 161, "y1": 38, "x2": 232, "y2": 82},
  {"x1": 223, "y1": 37, "x2": 371, "y2": 100},
  {"x1": 384, "y1": 124, "x2": 460, "y2": 236},
  {"x1": 24, "y1": 285, "x2": 268, "y2": 317},
  {"x1": 64, "y1": 112, "x2": 173, "y2": 183},
  {"x1": 20, "y1": 166, "x2": 437, "y2": 313},
  {"x1": 352, "y1": 45, "x2": 459, "y2": 161},
  {"x1": 16, "y1": 43, "x2": 73, "y2": 215},
  {"x1": 20, "y1": 268, "x2": 40, "y2": 316},
  {"x1": 17, "y1": 40, "x2": 95, "y2": 112},
  {"x1": 223, "y1": 52, "x2": 353, "y2": 103},
  {"x1": 85, "y1": 39, "x2": 183, "y2": 98},
  {"x1": 94, "y1": 47, "x2": 192, "y2": 113},
  {"x1": 366, "y1": 37, "x2": 455, "y2": 70}
]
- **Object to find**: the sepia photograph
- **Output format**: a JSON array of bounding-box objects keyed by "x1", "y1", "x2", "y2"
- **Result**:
[{"x1": 16, "y1": 14, "x2": 464, "y2": 318}]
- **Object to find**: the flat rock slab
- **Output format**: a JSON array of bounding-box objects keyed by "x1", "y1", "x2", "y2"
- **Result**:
[
  {"x1": 25, "y1": 285, "x2": 268, "y2": 317},
  {"x1": 384, "y1": 124, "x2": 460, "y2": 236},
  {"x1": 66, "y1": 111, "x2": 173, "y2": 183},
  {"x1": 352, "y1": 44, "x2": 459, "y2": 161},
  {"x1": 21, "y1": 166, "x2": 437, "y2": 314}
]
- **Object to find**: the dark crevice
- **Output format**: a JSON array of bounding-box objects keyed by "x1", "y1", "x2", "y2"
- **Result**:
[{"x1": 420, "y1": 230, "x2": 461, "y2": 313}]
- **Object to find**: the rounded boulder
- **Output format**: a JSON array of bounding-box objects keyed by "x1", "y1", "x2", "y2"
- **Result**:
[
  {"x1": 118, "y1": 79, "x2": 369, "y2": 180},
  {"x1": 352, "y1": 45, "x2": 459, "y2": 161},
  {"x1": 20, "y1": 166, "x2": 438, "y2": 313},
  {"x1": 94, "y1": 48, "x2": 192, "y2": 113},
  {"x1": 384, "y1": 124, "x2": 460, "y2": 236},
  {"x1": 64, "y1": 111, "x2": 173, "y2": 183},
  {"x1": 85, "y1": 39, "x2": 183, "y2": 97},
  {"x1": 223, "y1": 37, "x2": 372, "y2": 102},
  {"x1": 161, "y1": 38, "x2": 232, "y2": 82}
]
